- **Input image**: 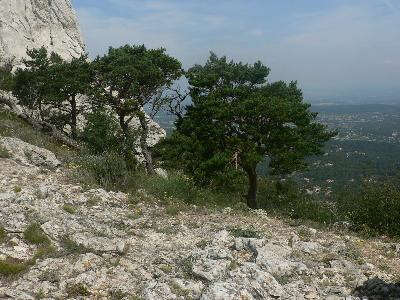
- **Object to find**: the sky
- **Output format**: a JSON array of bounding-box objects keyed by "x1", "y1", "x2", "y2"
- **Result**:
[{"x1": 73, "y1": 0, "x2": 400, "y2": 101}]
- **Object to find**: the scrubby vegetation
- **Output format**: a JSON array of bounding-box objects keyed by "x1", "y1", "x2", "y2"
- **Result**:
[{"x1": 1, "y1": 45, "x2": 399, "y2": 239}]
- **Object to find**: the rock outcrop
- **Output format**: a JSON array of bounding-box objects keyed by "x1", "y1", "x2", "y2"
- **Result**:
[
  {"x1": 0, "y1": 0, "x2": 85, "y2": 66},
  {"x1": 1, "y1": 138, "x2": 399, "y2": 299}
]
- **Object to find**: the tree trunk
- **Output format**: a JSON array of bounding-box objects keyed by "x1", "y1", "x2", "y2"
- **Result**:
[
  {"x1": 119, "y1": 113, "x2": 129, "y2": 139},
  {"x1": 245, "y1": 166, "x2": 258, "y2": 209},
  {"x1": 137, "y1": 112, "x2": 155, "y2": 175},
  {"x1": 70, "y1": 96, "x2": 77, "y2": 140}
]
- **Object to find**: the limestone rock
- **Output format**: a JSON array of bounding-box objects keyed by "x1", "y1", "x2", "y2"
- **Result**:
[
  {"x1": 0, "y1": 0, "x2": 85, "y2": 68},
  {"x1": 0, "y1": 139, "x2": 398, "y2": 299},
  {"x1": 0, "y1": 136, "x2": 60, "y2": 168}
]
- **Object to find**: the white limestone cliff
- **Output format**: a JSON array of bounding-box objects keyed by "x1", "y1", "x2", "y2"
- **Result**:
[{"x1": 0, "y1": 0, "x2": 85, "y2": 66}]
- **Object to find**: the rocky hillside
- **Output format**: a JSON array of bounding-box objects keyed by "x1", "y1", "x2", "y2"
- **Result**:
[
  {"x1": 0, "y1": 136, "x2": 399, "y2": 299},
  {"x1": 0, "y1": 0, "x2": 85, "y2": 67}
]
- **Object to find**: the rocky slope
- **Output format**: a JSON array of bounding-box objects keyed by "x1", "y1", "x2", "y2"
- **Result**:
[
  {"x1": 0, "y1": 137, "x2": 399, "y2": 299},
  {"x1": 0, "y1": 0, "x2": 85, "y2": 67}
]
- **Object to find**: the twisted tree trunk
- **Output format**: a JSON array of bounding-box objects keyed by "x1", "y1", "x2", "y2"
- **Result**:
[
  {"x1": 137, "y1": 112, "x2": 155, "y2": 175},
  {"x1": 244, "y1": 166, "x2": 258, "y2": 209}
]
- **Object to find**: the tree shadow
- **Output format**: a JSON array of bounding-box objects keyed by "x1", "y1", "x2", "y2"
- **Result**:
[{"x1": 353, "y1": 277, "x2": 400, "y2": 299}]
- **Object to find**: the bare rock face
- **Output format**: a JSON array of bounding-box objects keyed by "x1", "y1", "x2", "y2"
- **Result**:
[
  {"x1": 0, "y1": 0, "x2": 85, "y2": 66},
  {"x1": 0, "y1": 136, "x2": 61, "y2": 169}
]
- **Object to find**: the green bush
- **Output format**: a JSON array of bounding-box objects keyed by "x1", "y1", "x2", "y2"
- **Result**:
[
  {"x1": 82, "y1": 111, "x2": 123, "y2": 155},
  {"x1": 259, "y1": 179, "x2": 338, "y2": 225},
  {"x1": 23, "y1": 223, "x2": 50, "y2": 245},
  {"x1": 0, "y1": 109, "x2": 75, "y2": 163},
  {"x1": 0, "y1": 226, "x2": 6, "y2": 243},
  {"x1": 0, "y1": 258, "x2": 27, "y2": 277},
  {"x1": 74, "y1": 152, "x2": 137, "y2": 191},
  {"x1": 0, "y1": 145, "x2": 11, "y2": 158},
  {"x1": 336, "y1": 178, "x2": 400, "y2": 237},
  {"x1": 136, "y1": 171, "x2": 242, "y2": 207}
]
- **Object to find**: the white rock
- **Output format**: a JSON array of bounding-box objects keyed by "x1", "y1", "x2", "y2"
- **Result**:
[
  {"x1": 0, "y1": 137, "x2": 60, "y2": 168},
  {"x1": 155, "y1": 168, "x2": 168, "y2": 179},
  {"x1": 0, "y1": 0, "x2": 85, "y2": 68}
]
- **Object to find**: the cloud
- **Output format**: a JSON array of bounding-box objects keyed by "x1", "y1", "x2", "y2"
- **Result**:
[{"x1": 75, "y1": 0, "x2": 400, "y2": 98}]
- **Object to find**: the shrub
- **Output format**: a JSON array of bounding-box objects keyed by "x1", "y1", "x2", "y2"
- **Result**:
[
  {"x1": 60, "y1": 235, "x2": 90, "y2": 254},
  {"x1": 336, "y1": 178, "x2": 400, "y2": 237},
  {"x1": 0, "y1": 226, "x2": 6, "y2": 243},
  {"x1": 23, "y1": 223, "x2": 50, "y2": 245},
  {"x1": 13, "y1": 186, "x2": 22, "y2": 193},
  {"x1": 259, "y1": 179, "x2": 338, "y2": 225},
  {"x1": 82, "y1": 111, "x2": 123, "y2": 155},
  {"x1": 229, "y1": 227, "x2": 262, "y2": 239},
  {"x1": 136, "y1": 171, "x2": 242, "y2": 208},
  {"x1": 66, "y1": 283, "x2": 90, "y2": 297},
  {"x1": 74, "y1": 152, "x2": 136, "y2": 191},
  {"x1": 0, "y1": 145, "x2": 10, "y2": 158},
  {"x1": 0, "y1": 258, "x2": 28, "y2": 277},
  {"x1": 62, "y1": 204, "x2": 76, "y2": 214}
]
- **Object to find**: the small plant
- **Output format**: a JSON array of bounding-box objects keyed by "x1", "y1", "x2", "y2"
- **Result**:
[
  {"x1": 0, "y1": 226, "x2": 6, "y2": 243},
  {"x1": 34, "y1": 244, "x2": 56, "y2": 260},
  {"x1": 159, "y1": 264, "x2": 173, "y2": 274},
  {"x1": 86, "y1": 196, "x2": 101, "y2": 207},
  {"x1": 38, "y1": 269, "x2": 60, "y2": 283},
  {"x1": 23, "y1": 223, "x2": 50, "y2": 245},
  {"x1": 0, "y1": 257, "x2": 28, "y2": 277},
  {"x1": 165, "y1": 204, "x2": 181, "y2": 216},
  {"x1": 62, "y1": 204, "x2": 76, "y2": 214},
  {"x1": 195, "y1": 239, "x2": 210, "y2": 249},
  {"x1": 109, "y1": 289, "x2": 128, "y2": 300},
  {"x1": 297, "y1": 227, "x2": 313, "y2": 241},
  {"x1": 65, "y1": 282, "x2": 90, "y2": 297},
  {"x1": 60, "y1": 235, "x2": 90, "y2": 254},
  {"x1": 0, "y1": 145, "x2": 10, "y2": 158},
  {"x1": 228, "y1": 260, "x2": 238, "y2": 271},
  {"x1": 169, "y1": 281, "x2": 190, "y2": 298},
  {"x1": 179, "y1": 256, "x2": 195, "y2": 279},
  {"x1": 13, "y1": 186, "x2": 22, "y2": 193},
  {"x1": 229, "y1": 227, "x2": 262, "y2": 239},
  {"x1": 34, "y1": 289, "x2": 45, "y2": 300}
]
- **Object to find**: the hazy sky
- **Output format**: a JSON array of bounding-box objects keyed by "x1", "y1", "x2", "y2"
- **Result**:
[{"x1": 73, "y1": 0, "x2": 400, "y2": 99}]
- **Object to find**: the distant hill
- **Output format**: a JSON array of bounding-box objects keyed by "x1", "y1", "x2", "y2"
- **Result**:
[{"x1": 311, "y1": 104, "x2": 400, "y2": 114}]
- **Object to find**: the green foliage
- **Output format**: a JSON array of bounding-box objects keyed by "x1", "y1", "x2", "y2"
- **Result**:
[
  {"x1": 260, "y1": 179, "x2": 338, "y2": 225},
  {"x1": 12, "y1": 47, "x2": 91, "y2": 139},
  {"x1": 136, "y1": 171, "x2": 242, "y2": 208},
  {"x1": 23, "y1": 223, "x2": 50, "y2": 245},
  {"x1": 46, "y1": 55, "x2": 92, "y2": 138},
  {"x1": 13, "y1": 186, "x2": 22, "y2": 193},
  {"x1": 159, "y1": 52, "x2": 336, "y2": 208},
  {"x1": 0, "y1": 226, "x2": 6, "y2": 243},
  {"x1": 60, "y1": 236, "x2": 90, "y2": 255},
  {"x1": 229, "y1": 227, "x2": 262, "y2": 239},
  {"x1": 12, "y1": 47, "x2": 61, "y2": 114},
  {"x1": 0, "y1": 145, "x2": 11, "y2": 158},
  {"x1": 65, "y1": 283, "x2": 91, "y2": 297},
  {"x1": 74, "y1": 152, "x2": 137, "y2": 191},
  {"x1": 0, "y1": 258, "x2": 28, "y2": 277},
  {"x1": 90, "y1": 44, "x2": 183, "y2": 172},
  {"x1": 82, "y1": 110, "x2": 124, "y2": 155},
  {"x1": 62, "y1": 204, "x2": 76, "y2": 214},
  {"x1": 0, "y1": 56, "x2": 14, "y2": 91},
  {"x1": 336, "y1": 177, "x2": 400, "y2": 237}
]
